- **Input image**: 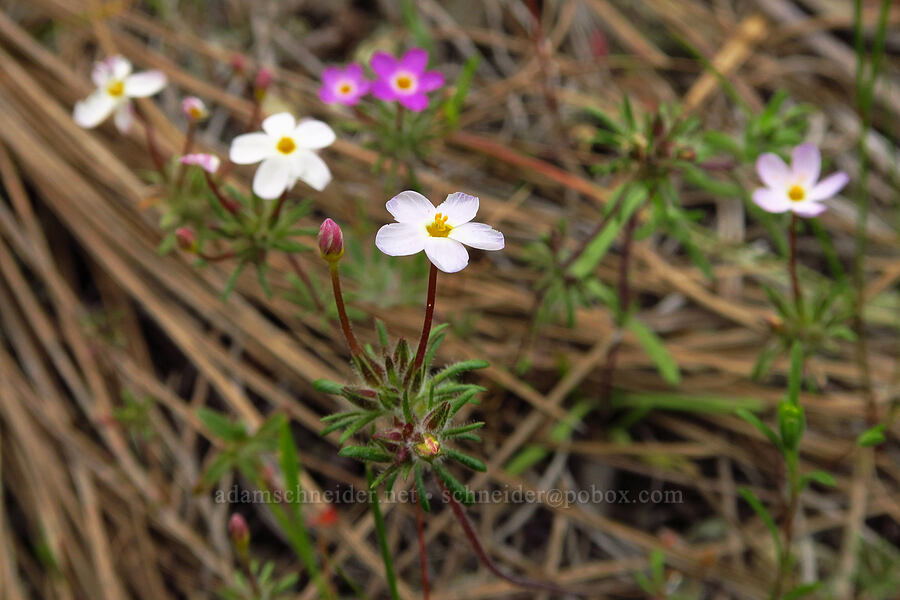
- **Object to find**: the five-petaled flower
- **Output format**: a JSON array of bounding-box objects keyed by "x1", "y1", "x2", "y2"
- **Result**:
[
  {"x1": 753, "y1": 143, "x2": 849, "y2": 217},
  {"x1": 182, "y1": 96, "x2": 209, "y2": 122},
  {"x1": 370, "y1": 48, "x2": 445, "y2": 112},
  {"x1": 229, "y1": 112, "x2": 336, "y2": 199},
  {"x1": 319, "y1": 64, "x2": 370, "y2": 106},
  {"x1": 74, "y1": 56, "x2": 167, "y2": 133},
  {"x1": 375, "y1": 191, "x2": 504, "y2": 273}
]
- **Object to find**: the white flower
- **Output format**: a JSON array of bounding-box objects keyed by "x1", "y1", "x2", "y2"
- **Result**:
[
  {"x1": 73, "y1": 56, "x2": 167, "y2": 133},
  {"x1": 375, "y1": 191, "x2": 504, "y2": 273},
  {"x1": 753, "y1": 143, "x2": 849, "y2": 217},
  {"x1": 228, "y1": 112, "x2": 335, "y2": 199}
]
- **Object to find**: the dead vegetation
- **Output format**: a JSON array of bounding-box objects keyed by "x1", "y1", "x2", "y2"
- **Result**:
[{"x1": 0, "y1": 0, "x2": 898, "y2": 598}]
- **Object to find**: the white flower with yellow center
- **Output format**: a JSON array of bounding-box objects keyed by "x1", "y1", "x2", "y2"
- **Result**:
[
  {"x1": 375, "y1": 191, "x2": 504, "y2": 273},
  {"x1": 73, "y1": 56, "x2": 167, "y2": 133},
  {"x1": 229, "y1": 112, "x2": 336, "y2": 199},
  {"x1": 753, "y1": 143, "x2": 849, "y2": 217}
]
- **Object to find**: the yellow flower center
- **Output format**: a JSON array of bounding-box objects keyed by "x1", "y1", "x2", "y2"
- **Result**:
[
  {"x1": 788, "y1": 185, "x2": 805, "y2": 202},
  {"x1": 189, "y1": 107, "x2": 204, "y2": 119},
  {"x1": 106, "y1": 80, "x2": 125, "y2": 97},
  {"x1": 276, "y1": 136, "x2": 296, "y2": 154},
  {"x1": 395, "y1": 74, "x2": 413, "y2": 90},
  {"x1": 338, "y1": 82, "x2": 353, "y2": 95},
  {"x1": 426, "y1": 213, "x2": 452, "y2": 237}
]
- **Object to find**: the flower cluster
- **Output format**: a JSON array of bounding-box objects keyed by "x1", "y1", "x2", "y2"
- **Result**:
[{"x1": 318, "y1": 48, "x2": 445, "y2": 112}]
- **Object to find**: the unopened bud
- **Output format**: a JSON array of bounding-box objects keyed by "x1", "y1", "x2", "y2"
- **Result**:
[
  {"x1": 318, "y1": 218, "x2": 344, "y2": 262},
  {"x1": 228, "y1": 513, "x2": 250, "y2": 555},
  {"x1": 175, "y1": 227, "x2": 197, "y2": 252},
  {"x1": 254, "y1": 67, "x2": 273, "y2": 100},
  {"x1": 777, "y1": 401, "x2": 805, "y2": 451},
  {"x1": 181, "y1": 96, "x2": 209, "y2": 122},
  {"x1": 180, "y1": 153, "x2": 220, "y2": 174}
]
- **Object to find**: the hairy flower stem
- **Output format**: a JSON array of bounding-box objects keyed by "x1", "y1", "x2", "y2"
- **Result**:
[
  {"x1": 788, "y1": 213, "x2": 805, "y2": 320},
  {"x1": 599, "y1": 210, "x2": 638, "y2": 406},
  {"x1": 133, "y1": 103, "x2": 166, "y2": 179},
  {"x1": 410, "y1": 264, "x2": 438, "y2": 377},
  {"x1": 413, "y1": 490, "x2": 430, "y2": 600},
  {"x1": 436, "y1": 477, "x2": 577, "y2": 596},
  {"x1": 329, "y1": 262, "x2": 363, "y2": 356},
  {"x1": 287, "y1": 253, "x2": 324, "y2": 312}
]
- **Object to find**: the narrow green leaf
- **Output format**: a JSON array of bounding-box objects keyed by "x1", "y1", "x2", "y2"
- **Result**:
[
  {"x1": 443, "y1": 447, "x2": 486, "y2": 472},
  {"x1": 432, "y1": 462, "x2": 474, "y2": 504},
  {"x1": 339, "y1": 445, "x2": 392, "y2": 462},
  {"x1": 626, "y1": 317, "x2": 681, "y2": 385}
]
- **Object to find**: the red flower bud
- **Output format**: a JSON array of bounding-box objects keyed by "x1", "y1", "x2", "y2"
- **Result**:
[
  {"x1": 254, "y1": 67, "x2": 273, "y2": 100},
  {"x1": 228, "y1": 513, "x2": 250, "y2": 555},
  {"x1": 175, "y1": 227, "x2": 197, "y2": 252},
  {"x1": 318, "y1": 218, "x2": 344, "y2": 262},
  {"x1": 229, "y1": 53, "x2": 248, "y2": 74}
]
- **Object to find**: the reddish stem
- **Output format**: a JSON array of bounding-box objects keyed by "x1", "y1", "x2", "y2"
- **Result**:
[
  {"x1": 175, "y1": 121, "x2": 196, "y2": 189},
  {"x1": 270, "y1": 191, "x2": 288, "y2": 226},
  {"x1": 199, "y1": 249, "x2": 236, "y2": 262},
  {"x1": 435, "y1": 477, "x2": 576, "y2": 596},
  {"x1": 329, "y1": 262, "x2": 363, "y2": 356},
  {"x1": 287, "y1": 253, "x2": 324, "y2": 312},
  {"x1": 133, "y1": 103, "x2": 166, "y2": 179},
  {"x1": 203, "y1": 172, "x2": 240, "y2": 215},
  {"x1": 410, "y1": 264, "x2": 438, "y2": 377},
  {"x1": 413, "y1": 490, "x2": 430, "y2": 600}
]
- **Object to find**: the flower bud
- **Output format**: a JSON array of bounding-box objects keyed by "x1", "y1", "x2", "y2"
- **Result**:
[
  {"x1": 317, "y1": 218, "x2": 344, "y2": 262},
  {"x1": 181, "y1": 96, "x2": 209, "y2": 122},
  {"x1": 777, "y1": 401, "x2": 805, "y2": 451},
  {"x1": 254, "y1": 67, "x2": 273, "y2": 100},
  {"x1": 229, "y1": 53, "x2": 248, "y2": 74},
  {"x1": 175, "y1": 227, "x2": 197, "y2": 252},
  {"x1": 228, "y1": 513, "x2": 250, "y2": 555},
  {"x1": 415, "y1": 433, "x2": 441, "y2": 459}
]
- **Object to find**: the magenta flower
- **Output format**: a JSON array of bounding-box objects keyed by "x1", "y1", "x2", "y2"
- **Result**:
[
  {"x1": 370, "y1": 48, "x2": 445, "y2": 112},
  {"x1": 753, "y1": 143, "x2": 849, "y2": 217},
  {"x1": 319, "y1": 64, "x2": 370, "y2": 106}
]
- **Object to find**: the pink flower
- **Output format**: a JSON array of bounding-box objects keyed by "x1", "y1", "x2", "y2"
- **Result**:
[
  {"x1": 753, "y1": 143, "x2": 849, "y2": 217},
  {"x1": 180, "y1": 153, "x2": 220, "y2": 174},
  {"x1": 370, "y1": 48, "x2": 445, "y2": 112},
  {"x1": 181, "y1": 96, "x2": 209, "y2": 122},
  {"x1": 319, "y1": 64, "x2": 370, "y2": 106}
]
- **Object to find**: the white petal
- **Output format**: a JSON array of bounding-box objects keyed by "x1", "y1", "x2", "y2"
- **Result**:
[
  {"x1": 375, "y1": 223, "x2": 427, "y2": 256},
  {"x1": 791, "y1": 143, "x2": 821, "y2": 184},
  {"x1": 261, "y1": 113, "x2": 296, "y2": 137},
  {"x1": 293, "y1": 120, "x2": 336, "y2": 149},
  {"x1": 424, "y1": 237, "x2": 469, "y2": 273},
  {"x1": 113, "y1": 103, "x2": 134, "y2": 133},
  {"x1": 229, "y1": 133, "x2": 275, "y2": 164},
  {"x1": 808, "y1": 172, "x2": 849, "y2": 201},
  {"x1": 386, "y1": 190, "x2": 436, "y2": 224},
  {"x1": 435, "y1": 192, "x2": 479, "y2": 226},
  {"x1": 252, "y1": 156, "x2": 292, "y2": 199},
  {"x1": 291, "y1": 150, "x2": 331, "y2": 191},
  {"x1": 751, "y1": 188, "x2": 791, "y2": 214},
  {"x1": 73, "y1": 91, "x2": 116, "y2": 128},
  {"x1": 123, "y1": 71, "x2": 166, "y2": 97},
  {"x1": 448, "y1": 222, "x2": 504, "y2": 251},
  {"x1": 109, "y1": 56, "x2": 133, "y2": 80},
  {"x1": 791, "y1": 201, "x2": 827, "y2": 218},
  {"x1": 756, "y1": 153, "x2": 790, "y2": 189}
]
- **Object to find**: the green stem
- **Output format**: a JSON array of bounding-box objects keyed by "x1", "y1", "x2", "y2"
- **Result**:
[
  {"x1": 788, "y1": 213, "x2": 805, "y2": 321},
  {"x1": 368, "y1": 465, "x2": 400, "y2": 600},
  {"x1": 772, "y1": 451, "x2": 800, "y2": 599}
]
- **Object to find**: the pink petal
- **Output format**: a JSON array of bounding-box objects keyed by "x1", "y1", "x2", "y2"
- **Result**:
[
  {"x1": 752, "y1": 188, "x2": 791, "y2": 214},
  {"x1": 792, "y1": 202, "x2": 827, "y2": 218},
  {"x1": 419, "y1": 71, "x2": 445, "y2": 93},
  {"x1": 319, "y1": 85, "x2": 339, "y2": 104},
  {"x1": 791, "y1": 143, "x2": 821, "y2": 184},
  {"x1": 321, "y1": 66, "x2": 342, "y2": 86},
  {"x1": 370, "y1": 51, "x2": 398, "y2": 78},
  {"x1": 756, "y1": 153, "x2": 790, "y2": 189},
  {"x1": 371, "y1": 79, "x2": 397, "y2": 101},
  {"x1": 399, "y1": 48, "x2": 428, "y2": 74},
  {"x1": 808, "y1": 171, "x2": 849, "y2": 201},
  {"x1": 399, "y1": 92, "x2": 429, "y2": 112},
  {"x1": 345, "y1": 63, "x2": 365, "y2": 83}
]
